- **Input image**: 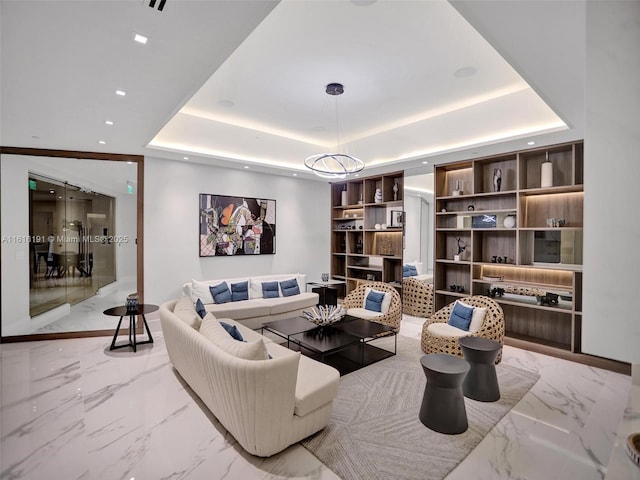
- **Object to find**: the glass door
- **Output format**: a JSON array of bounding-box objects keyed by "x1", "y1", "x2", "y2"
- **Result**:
[{"x1": 28, "y1": 174, "x2": 116, "y2": 317}]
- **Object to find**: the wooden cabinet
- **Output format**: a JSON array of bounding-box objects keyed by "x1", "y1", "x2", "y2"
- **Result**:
[
  {"x1": 331, "y1": 171, "x2": 404, "y2": 295},
  {"x1": 434, "y1": 141, "x2": 584, "y2": 353}
]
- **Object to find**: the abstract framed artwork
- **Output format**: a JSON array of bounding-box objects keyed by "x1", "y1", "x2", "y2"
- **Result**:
[{"x1": 199, "y1": 194, "x2": 276, "y2": 256}]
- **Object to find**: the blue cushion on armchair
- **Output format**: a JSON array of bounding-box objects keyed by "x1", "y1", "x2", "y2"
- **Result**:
[{"x1": 448, "y1": 301, "x2": 474, "y2": 330}]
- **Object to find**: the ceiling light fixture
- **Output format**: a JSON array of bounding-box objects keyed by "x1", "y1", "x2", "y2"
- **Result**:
[
  {"x1": 98, "y1": 140, "x2": 106, "y2": 144},
  {"x1": 134, "y1": 33, "x2": 148, "y2": 45},
  {"x1": 115, "y1": 90, "x2": 126, "y2": 96},
  {"x1": 528, "y1": 141, "x2": 536, "y2": 145},
  {"x1": 105, "y1": 120, "x2": 114, "y2": 126},
  {"x1": 304, "y1": 83, "x2": 364, "y2": 179}
]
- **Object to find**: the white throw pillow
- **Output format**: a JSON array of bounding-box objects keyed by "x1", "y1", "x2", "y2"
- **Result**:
[
  {"x1": 191, "y1": 279, "x2": 215, "y2": 304},
  {"x1": 173, "y1": 295, "x2": 202, "y2": 330},
  {"x1": 458, "y1": 301, "x2": 487, "y2": 333},
  {"x1": 199, "y1": 314, "x2": 268, "y2": 360},
  {"x1": 363, "y1": 287, "x2": 392, "y2": 314}
]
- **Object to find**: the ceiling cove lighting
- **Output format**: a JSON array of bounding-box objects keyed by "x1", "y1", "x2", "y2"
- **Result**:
[{"x1": 304, "y1": 83, "x2": 364, "y2": 179}]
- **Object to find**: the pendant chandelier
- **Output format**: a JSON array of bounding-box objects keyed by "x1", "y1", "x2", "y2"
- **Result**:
[{"x1": 304, "y1": 83, "x2": 365, "y2": 179}]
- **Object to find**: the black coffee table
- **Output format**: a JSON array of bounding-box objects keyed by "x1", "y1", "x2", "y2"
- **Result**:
[{"x1": 262, "y1": 315, "x2": 396, "y2": 375}]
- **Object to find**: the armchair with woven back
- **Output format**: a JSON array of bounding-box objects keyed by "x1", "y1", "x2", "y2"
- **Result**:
[
  {"x1": 420, "y1": 296, "x2": 505, "y2": 363},
  {"x1": 342, "y1": 282, "x2": 402, "y2": 333}
]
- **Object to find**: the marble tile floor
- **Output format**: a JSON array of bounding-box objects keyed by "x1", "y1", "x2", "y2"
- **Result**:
[
  {"x1": 22, "y1": 278, "x2": 137, "y2": 335},
  {"x1": 0, "y1": 314, "x2": 634, "y2": 480}
]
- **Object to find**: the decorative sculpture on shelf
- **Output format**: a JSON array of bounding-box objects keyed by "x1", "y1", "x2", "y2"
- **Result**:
[
  {"x1": 454, "y1": 237, "x2": 466, "y2": 262},
  {"x1": 488, "y1": 287, "x2": 505, "y2": 298},
  {"x1": 393, "y1": 181, "x2": 399, "y2": 201},
  {"x1": 493, "y1": 168, "x2": 502, "y2": 192},
  {"x1": 537, "y1": 292, "x2": 559, "y2": 306},
  {"x1": 374, "y1": 188, "x2": 383, "y2": 203}
]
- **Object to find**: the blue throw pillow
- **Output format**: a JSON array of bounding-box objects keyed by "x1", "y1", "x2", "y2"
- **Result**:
[
  {"x1": 262, "y1": 281, "x2": 280, "y2": 299},
  {"x1": 220, "y1": 321, "x2": 244, "y2": 341},
  {"x1": 403, "y1": 265, "x2": 418, "y2": 277},
  {"x1": 364, "y1": 290, "x2": 385, "y2": 312},
  {"x1": 209, "y1": 282, "x2": 231, "y2": 304},
  {"x1": 231, "y1": 281, "x2": 249, "y2": 302},
  {"x1": 448, "y1": 301, "x2": 474, "y2": 330},
  {"x1": 195, "y1": 298, "x2": 206, "y2": 319},
  {"x1": 280, "y1": 278, "x2": 300, "y2": 297}
]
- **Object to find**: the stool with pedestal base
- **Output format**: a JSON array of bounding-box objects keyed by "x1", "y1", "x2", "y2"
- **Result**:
[{"x1": 419, "y1": 353, "x2": 470, "y2": 434}]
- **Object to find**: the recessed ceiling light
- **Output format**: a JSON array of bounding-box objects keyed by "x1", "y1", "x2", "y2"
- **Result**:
[
  {"x1": 58, "y1": 195, "x2": 62, "y2": 199},
  {"x1": 183, "y1": 156, "x2": 189, "y2": 160},
  {"x1": 133, "y1": 33, "x2": 148, "y2": 45},
  {"x1": 98, "y1": 140, "x2": 106, "y2": 145},
  {"x1": 355, "y1": 174, "x2": 360, "y2": 177},
  {"x1": 422, "y1": 161, "x2": 428, "y2": 164},
  {"x1": 293, "y1": 173, "x2": 298, "y2": 177},
  {"x1": 528, "y1": 141, "x2": 536, "y2": 145},
  {"x1": 49, "y1": 189, "x2": 55, "y2": 194},
  {"x1": 115, "y1": 90, "x2": 126, "y2": 96},
  {"x1": 244, "y1": 166, "x2": 250, "y2": 169},
  {"x1": 453, "y1": 66, "x2": 477, "y2": 78},
  {"x1": 126, "y1": 161, "x2": 134, "y2": 165},
  {"x1": 105, "y1": 120, "x2": 114, "y2": 126}
]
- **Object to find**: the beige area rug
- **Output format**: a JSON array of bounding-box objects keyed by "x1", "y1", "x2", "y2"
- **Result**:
[{"x1": 301, "y1": 335, "x2": 540, "y2": 480}]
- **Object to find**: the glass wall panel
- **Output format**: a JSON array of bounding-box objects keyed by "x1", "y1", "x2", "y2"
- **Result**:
[{"x1": 28, "y1": 173, "x2": 116, "y2": 317}]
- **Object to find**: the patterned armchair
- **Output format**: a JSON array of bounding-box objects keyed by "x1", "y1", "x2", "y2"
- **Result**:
[
  {"x1": 420, "y1": 296, "x2": 505, "y2": 363},
  {"x1": 342, "y1": 282, "x2": 402, "y2": 332},
  {"x1": 402, "y1": 277, "x2": 434, "y2": 318}
]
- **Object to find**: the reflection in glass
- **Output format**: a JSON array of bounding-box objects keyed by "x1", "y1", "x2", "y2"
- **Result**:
[{"x1": 29, "y1": 174, "x2": 116, "y2": 317}]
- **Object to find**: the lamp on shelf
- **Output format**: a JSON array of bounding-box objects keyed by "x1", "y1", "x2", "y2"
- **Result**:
[{"x1": 304, "y1": 83, "x2": 364, "y2": 179}]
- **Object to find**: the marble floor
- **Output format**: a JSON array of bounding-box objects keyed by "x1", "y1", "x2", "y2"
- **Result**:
[
  {"x1": 11, "y1": 278, "x2": 137, "y2": 336},
  {"x1": 0, "y1": 314, "x2": 635, "y2": 480}
]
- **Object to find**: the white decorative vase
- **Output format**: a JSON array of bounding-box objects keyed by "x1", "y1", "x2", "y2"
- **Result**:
[
  {"x1": 541, "y1": 155, "x2": 553, "y2": 188},
  {"x1": 374, "y1": 188, "x2": 383, "y2": 203},
  {"x1": 341, "y1": 189, "x2": 347, "y2": 206}
]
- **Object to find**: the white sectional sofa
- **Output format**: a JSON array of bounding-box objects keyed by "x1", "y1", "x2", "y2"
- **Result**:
[
  {"x1": 183, "y1": 273, "x2": 318, "y2": 329},
  {"x1": 160, "y1": 298, "x2": 340, "y2": 457}
]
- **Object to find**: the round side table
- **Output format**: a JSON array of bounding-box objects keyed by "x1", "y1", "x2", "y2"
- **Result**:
[
  {"x1": 419, "y1": 353, "x2": 470, "y2": 434},
  {"x1": 104, "y1": 304, "x2": 158, "y2": 352},
  {"x1": 458, "y1": 336, "x2": 502, "y2": 402}
]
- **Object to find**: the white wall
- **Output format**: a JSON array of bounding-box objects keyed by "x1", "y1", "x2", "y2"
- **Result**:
[
  {"x1": 0, "y1": 154, "x2": 138, "y2": 333},
  {"x1": 143, "y1": 157, "x2": 331, "y2": 303},
  {"x1": 583, "y1": 1, "x2": 640, "y2": 364}
]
